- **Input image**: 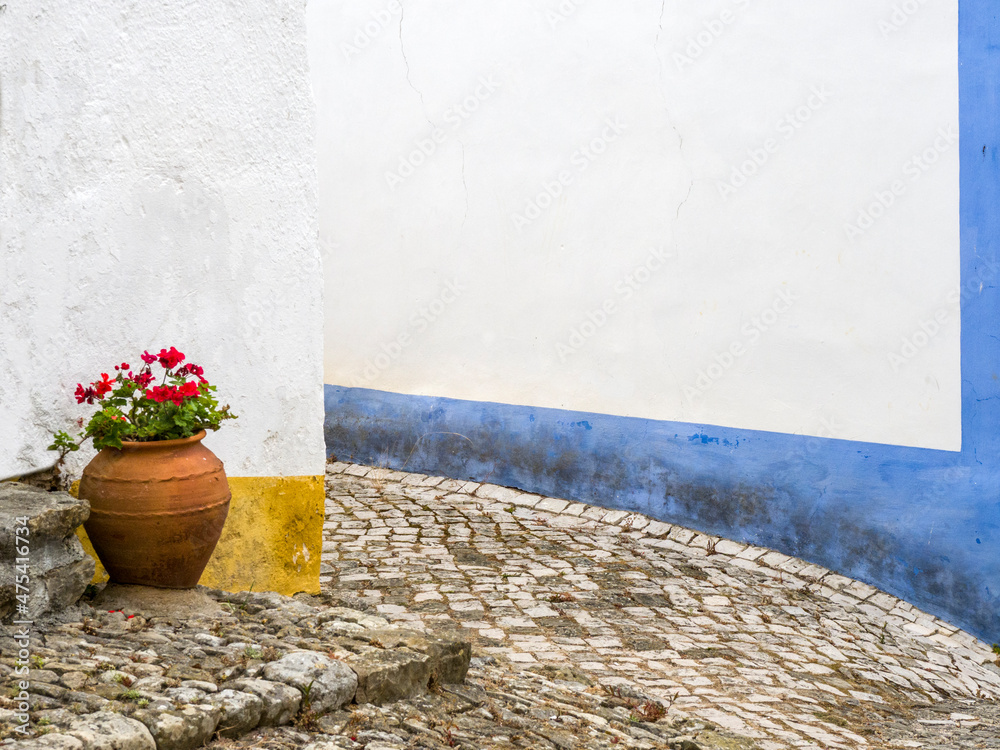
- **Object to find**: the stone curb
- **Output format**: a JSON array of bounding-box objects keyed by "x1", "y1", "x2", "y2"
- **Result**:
[{"x1": 326, "y1": 462, "x2": 997, "y2": 664}]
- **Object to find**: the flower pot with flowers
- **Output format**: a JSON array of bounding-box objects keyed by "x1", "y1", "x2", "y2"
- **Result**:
[{"x1": 50, "y1": 347, "x2": 237, "y2": 588}]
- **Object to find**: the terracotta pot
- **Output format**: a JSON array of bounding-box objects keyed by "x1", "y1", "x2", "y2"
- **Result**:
[{"x1": 79, "y1": 430, "x2": 230, "y2": 588}]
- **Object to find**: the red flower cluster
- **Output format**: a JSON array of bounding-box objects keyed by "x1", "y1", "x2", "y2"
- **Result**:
[
  {"x1": 130, "y1": 371, "x2": 155, "y2": 388},
  {"x1": 176, "y1": 363, "x2": 207, "y2": 383},
  {"x1": 54, "y1": 345, "x2": 235, "y2": 455},
  {"x1": 141, "y1": 348, "x2": 185, "y2": 368},
  {"x1": 145, "y1": 380, "x2": 200, "y2": 406},
  {"x1": 75, "y1": 373, "x2": 115, "y2": 404},
  {"x1": 74, "y1": 384, "x2": 97, "y2": 404}
]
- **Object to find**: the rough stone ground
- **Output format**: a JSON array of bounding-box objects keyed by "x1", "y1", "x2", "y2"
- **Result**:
[
  {"x1": 0, "y1": 584, "x2": 470, "y2": 748},
  {"x1": 206, "y1": 463, "x2": 1000, "y2": 750}
]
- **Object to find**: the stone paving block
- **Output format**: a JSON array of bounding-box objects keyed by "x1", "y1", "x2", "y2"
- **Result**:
[
  {"x1": 536, "y1": 497, "x2": 570, "y2": 513},
  {"x1": 644, "y1": 520, "x2": 673, "y2": 536},
  {"x1": 364, "y1": 628, "x2": 472, "y2": 683},
  {"x1": 843, "y1": 580, "x2": 879, "y2": 601},
  {"x1": 601, "y1": 510, "x2": 630, "y2": 525},
  {"x1": 668, "y1": 527, "x2": 696, "y2": 544},
  {"x1": 509, "y1": 493, "x2": 541, "y2": 507},
  {"x1": 619, "y1": 514, "x2": 650, "y2": 530},
  {"x1": 65, "y1": 711, "x2": 157, "y2": 750},
  {"x1": 797, "y1": 564, "x2": 830, "y2": 581},
  {"x1": 227, "y1": 679, "x2": 302, "y2": 726},
  {"x1": 725, "y1": 557, "x2": 767, "y2": 573},
  {"x1": 206, "y1": 689, "x2": 264, "y2": 738},
  {"x1": 734, "y1": 545, "x2": 768, "y2": 561},
  {"x1": 759, "y1": 551, "x2": 791, "y2": 568},
  {"x1": 262, "y1": 651, "x2": 358, "y2": 713},
  {"x1": 348, "y1": 648, "x2": 432, "y2": 705},
  {"x1": 133, "y1": 704, "x2": 222, "y2": 750},
  {"x1": 472, "y1": 483, "x2": 507, "y2": 500},
  {"x1": 10, "y1": 736, "x2": 85, "y2": 750},
  {"x1": 867, "y1": 592, "x2": 898, "y2": 611},
  {"x1": 713, "y1": 539, "x2": 747, "y2": 556},
  {"x1": 344, "y1": 464, "x2": 371, "y2": 477}
]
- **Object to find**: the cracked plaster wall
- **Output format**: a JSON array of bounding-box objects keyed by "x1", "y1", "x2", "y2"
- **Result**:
[
  {"x1": 0, "y1": 0, "x2": 325, "y2": 480},
  {"x1": 311, "y1": 0, "x2": 959, "y2": 452}
]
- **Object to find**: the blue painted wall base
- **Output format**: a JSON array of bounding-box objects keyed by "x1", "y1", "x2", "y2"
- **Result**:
[
  {"x1": 324, "y1": 1, "x2": 1000, "y2": 644},
  {"x1": 325, "y1": 385, "x2": 999, "y2": 643}
]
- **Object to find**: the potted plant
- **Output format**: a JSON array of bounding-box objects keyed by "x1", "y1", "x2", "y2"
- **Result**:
[{"x1": 50, "y1": 347, "x2": 237, "y2": 588}]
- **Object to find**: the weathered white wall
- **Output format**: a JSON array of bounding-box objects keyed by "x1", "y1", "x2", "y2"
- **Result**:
[
  {"x1": 0, "y1": 0, "x2": 325, "y2": 480},
  {"x1": 311, "y1": 0, "x2": 960, "y2": 450}
]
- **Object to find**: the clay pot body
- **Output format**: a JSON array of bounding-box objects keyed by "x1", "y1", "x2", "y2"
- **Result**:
[{"x1": 79, "y1": 430, "x2": 230, "y2": 588}]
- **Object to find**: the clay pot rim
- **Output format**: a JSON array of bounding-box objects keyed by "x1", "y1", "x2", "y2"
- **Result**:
[{"x1": 112, "y1": 430, "x2": 208, "y2": 450}]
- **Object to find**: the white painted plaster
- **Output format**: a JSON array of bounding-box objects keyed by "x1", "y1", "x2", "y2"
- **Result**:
[
  {"x1": 311, "y1": 0, "x2": 960, "y2": 451},
  {"x1": 0, "y1": 0, "x2": 325, "y2": 479}
]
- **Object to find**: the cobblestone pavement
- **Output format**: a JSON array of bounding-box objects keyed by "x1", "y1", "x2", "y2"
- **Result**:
[{"x1": 310, "y1": 462, "x2": 1000, "y2": 749}]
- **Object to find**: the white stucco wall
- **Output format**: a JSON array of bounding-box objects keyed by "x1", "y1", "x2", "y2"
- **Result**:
[
  {"x1": 311, "y1": 0, "x2": 960, "y2": 451},
  {"x1": 0, "y1": 0, "x2": 325, "y2": 480}
]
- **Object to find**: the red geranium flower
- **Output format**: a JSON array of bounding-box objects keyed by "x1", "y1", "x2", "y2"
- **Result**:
[
  {"x1": 157, "y1": 347, "x2": 185, "y2": 369},
  {"x1": 145, "y1": 385, "x2": 175, "y2": 403},
  {"x1": 93, "y1": 373, "x2": 115, "y2": 398},
  {"x1": 74, "y1": 384, "x2": 97, "y2": 404},
  {"x1": 178, "y1": 381, "x2": 200, "y2": 399},
  {"x1": 140, "y1": 351, "x2": 157, "y2": 365},
  {"x1": 131, "y1": 371, "x2": 155, "y2": 388}
]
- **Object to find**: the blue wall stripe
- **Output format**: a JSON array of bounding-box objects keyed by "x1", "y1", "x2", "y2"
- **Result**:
[{"x1": 325, "y1": 1, "x2": 1000, "y2": 643}]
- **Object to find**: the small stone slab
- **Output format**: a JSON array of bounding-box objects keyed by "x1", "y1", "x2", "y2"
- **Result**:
[
  {"x1": 348, "y1": 648, "x2": 432, "y2": 705},
  {"x1": 64, "y1": 711, "x2": 156, "y2": 750},
  {"x1": 132, "y1": 704, "x2": 221, "y2": 750},
  {"x1": 228, "y1": 678, "x2": 302, "y2": 726},
  {"x1": 0, "y1": 484, "x2": 89, "y2": 539},
  {"x1": 207, "y1": 689, "x2": 264, "y2": 738},
  {"x1": 262, "y1": 651, "x2": 358, "y2": 713},
  {"x1": 8, "y1": 736, "x2": 84, "y2": 750},
  {"x1": 317, "y1": 606, "x2": 390, "y2": 630},
  {"x1": 365, "y1": 628, "x2": 471, "y2": 683}
]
